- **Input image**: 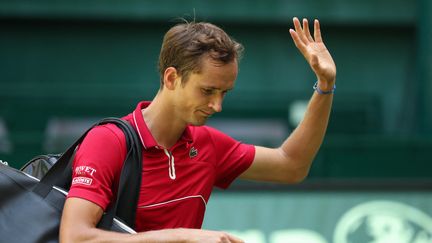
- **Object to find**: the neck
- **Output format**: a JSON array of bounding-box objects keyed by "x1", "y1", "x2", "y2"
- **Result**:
[{"x1": 142, "y1": 92, "x2": 186, "y2": 149}]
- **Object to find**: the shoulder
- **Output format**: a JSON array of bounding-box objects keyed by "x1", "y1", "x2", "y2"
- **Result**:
[
  {"x1": 76, "y1": 122, "x2": 128, "y2": 160},
  {"x1": 85, "y1": 123, "x2": 126, "y2": 147},
  {"x1": 73, "y1": 122, "x2": 129, "y2": 178}
]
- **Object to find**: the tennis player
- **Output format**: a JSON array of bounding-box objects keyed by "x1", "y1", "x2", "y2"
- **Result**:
[{"x1": 60, "y1": 17, "x2": 336, "y2": 243}]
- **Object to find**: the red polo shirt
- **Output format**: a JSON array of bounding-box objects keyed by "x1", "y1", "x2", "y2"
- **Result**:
[{"x1": 67, "y1": 101, "x2": 255, "y2": 232}]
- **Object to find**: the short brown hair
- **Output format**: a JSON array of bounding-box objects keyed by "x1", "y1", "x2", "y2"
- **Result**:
[{"x1": 158, "y1": 21, "x2": 243, "y2": 88}]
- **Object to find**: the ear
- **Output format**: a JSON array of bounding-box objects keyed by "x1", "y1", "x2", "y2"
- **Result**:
[{"x1": 163, "y1": 67, "x2": 180, "y2": 90}]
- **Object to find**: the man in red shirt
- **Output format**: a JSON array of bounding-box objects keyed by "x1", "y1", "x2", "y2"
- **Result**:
[{"x1": 60, "y1": 17, "x2": 336, "y2": 243}]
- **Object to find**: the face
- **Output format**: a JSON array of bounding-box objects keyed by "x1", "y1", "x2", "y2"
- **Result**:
[{"x1": 171, "y1": 58, "x2": 238, "y2": 126}]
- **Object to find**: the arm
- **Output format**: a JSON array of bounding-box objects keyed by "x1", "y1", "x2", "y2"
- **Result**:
[
  {"x1": 240, "y1": 17, "x2": 336, "y2": 184},
  {"x1": 60, "y1": 198, "x2": 244, "y2": 243}
]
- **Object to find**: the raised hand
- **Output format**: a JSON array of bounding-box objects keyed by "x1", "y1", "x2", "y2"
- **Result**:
[{"x1": 289, "y1": 17, "x2": 336, "y2": 86}]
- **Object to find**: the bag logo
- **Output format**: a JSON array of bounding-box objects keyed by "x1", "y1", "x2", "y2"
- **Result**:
[{"x1": 189, "y1": 147, "x2": 198, "y2": 158}]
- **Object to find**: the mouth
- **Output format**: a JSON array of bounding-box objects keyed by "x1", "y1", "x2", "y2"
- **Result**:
[{"x1": 199, "y1": 110, "x2": 214, "y2": 117}]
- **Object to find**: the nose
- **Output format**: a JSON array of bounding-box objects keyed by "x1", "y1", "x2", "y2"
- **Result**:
[{"x1": 209, "y1": 95, "x2": 223, "y2": 113}]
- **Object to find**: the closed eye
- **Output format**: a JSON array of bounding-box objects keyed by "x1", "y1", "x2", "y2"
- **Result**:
[
  {"x1": 201, "y1": 88, "x2": 215, "y2": 96},
  {"x1": 201, "y1": 87, "x2": 232, "y2": 97}
]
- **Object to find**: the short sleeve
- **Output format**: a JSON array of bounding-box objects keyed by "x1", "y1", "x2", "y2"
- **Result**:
[
  {"x1": 206, "y1": 127, "x2": 255, "y2": 189},
  {"x1": 67, "y1": 124, "x2": 126, "y2": 211}
]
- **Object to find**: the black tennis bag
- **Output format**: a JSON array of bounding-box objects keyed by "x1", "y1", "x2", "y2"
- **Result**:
[
  {"x1": 21, "y1": 154, "x2": 61, "y2": 180},
  {"x1": 0, "y1": 118, "x2": 142, "y2": 243}
]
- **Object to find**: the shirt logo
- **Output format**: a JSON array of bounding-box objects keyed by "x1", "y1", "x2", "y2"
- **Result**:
[
  {"x1": 75, "y1": 165, "x2": 97, "y2": 176},
  {"x1": 189, "y1": 147, "x2": 198, "y2": 158},
  {"x1": 72, "y1": 177, "x2": 93, "y2": 186}
]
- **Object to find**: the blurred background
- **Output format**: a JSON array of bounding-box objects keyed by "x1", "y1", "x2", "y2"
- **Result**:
[{"x1": 1, "y1": 0, "x2": 431, "y2": 242}]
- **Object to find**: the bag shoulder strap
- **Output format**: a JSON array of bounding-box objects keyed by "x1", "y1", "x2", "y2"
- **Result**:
[
  {"x1": 34, "y1": 117, "x2": 142, "y2": 229},
  {"x1": 97, "y1": 118, "x2": 142, "y2": 229}
]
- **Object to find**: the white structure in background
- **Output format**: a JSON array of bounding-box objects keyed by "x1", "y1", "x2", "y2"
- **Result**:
[
  {"x1": 334, "y1": 201, "x2": 432, "y2": 243},
  {"x1": 289, "y1": 100, "x2": 309, "y2": 127}
]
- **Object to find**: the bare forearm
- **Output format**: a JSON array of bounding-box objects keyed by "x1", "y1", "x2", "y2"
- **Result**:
[
  {"x1": 61, "y1": 227, "x2": 188, "y2": 243},
  {"x1": 239, "y1": 18, "x2": 336, "y2": 184},
  {"x1": 61, "y1": 227, "x2": 243, "y2": 243},
  {"x1": 283, "y1": 17, "x2": 336, "y2": 175},
  {"x1": 280, "y1": 85, "x2": 334, "y2": 170}
]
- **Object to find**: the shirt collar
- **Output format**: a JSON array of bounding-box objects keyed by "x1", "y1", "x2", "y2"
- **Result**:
[{"x1": 132, "y1": 101, "x2": 193, "y2": 150}]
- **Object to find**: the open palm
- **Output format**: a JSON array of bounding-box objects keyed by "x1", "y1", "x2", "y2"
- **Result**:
[{"x1": 289, "y1": 17, "x2": 336, "y2": 84}]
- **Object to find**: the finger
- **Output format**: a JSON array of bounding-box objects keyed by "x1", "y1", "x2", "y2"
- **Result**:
[
  {"x1": 227, "y1": 233, "x2": 244, "y2": 243},
  {"x1": 222, "y1": 238, "x2": 231, "y2": 243},
  {"x1": 289, "y1": 29, "x2": 307, "y2": 54},
  {"x1": 303, "y1": 18, "x2": 314, "y2": 42},
  {"x1": 314, "y1": 19, "x2": 323, "y2": 42},
  {"x1": 293, "y1": 17, "x2": 308, "y2": 44}
]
